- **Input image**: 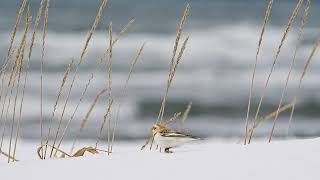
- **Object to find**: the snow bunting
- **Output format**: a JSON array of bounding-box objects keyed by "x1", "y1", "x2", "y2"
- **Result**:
[{"x1": 152, "y1": 123, "x2": 199, "y2": 153}]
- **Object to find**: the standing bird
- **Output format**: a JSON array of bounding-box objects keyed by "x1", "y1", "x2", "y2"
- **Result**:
[{"x1": 151, "y1": 123, "x2": 199, "y2": 153}]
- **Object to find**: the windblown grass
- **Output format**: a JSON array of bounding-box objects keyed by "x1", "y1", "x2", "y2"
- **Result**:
[
  {"x1": 44, "y1": 60, "x2": 74, "y2": 159},
  {"x1": 0, "y1": 0, "x2": 27, "y2": 82},
  {"x1": 37, "y1": 144, "x2": 109, "y2": 159},
  {"x1": 248, "y1": 0, "x2": 304, "y2": 144},
  {"x1": 53, "y1": 19, "x2": 135, "y2": 157},
  {"x1": 106, "y1": 22, "x2": 113, "y2": 155},
  {"x1": 70, "y1": 88, "x2": 108, "y2": 153},
  {"x1": 269, "y1": 0, "x2": 311, "y2": 142},
  {"x1": 179, "y1": 102, "x2": 192, "y2": 132},
  {"x1": 40, "y1": 0, "x2": 50, "y2": 159},
  {"x1": 287, "y1": 36, "x2": 320, "y2": 136},
  {"x1": 248, "y1": 101, "x2": 296, "y2": 136},
  {"x1": 244, "y1": 0, "x2": 273, "y2": 145},
  {"x1": 110, "y1": 43, "x2": 145, "y2": 153},
  {"x1": 157, "y1": 3, "x2": 190, "y2": 124},
  {"x1": 95, "y1": 98, "x2": 113, "y2": 150},
  {"x1": 7, "y1": 7, "x2": 32, "y2": 163},
  {"x1": 0, "y1": 3, "x2": 30, "y2": 155},
  {"x1": 12, "y1": 0, "x2": 46, "y2": 161},
  {"x1": 43, "y1": 0, "x2": 108, "y2": 158}
]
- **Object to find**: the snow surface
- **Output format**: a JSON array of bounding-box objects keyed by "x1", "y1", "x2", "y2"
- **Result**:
[{"x1": 0, "y1": 138, "x2": 319, "y2": 180}]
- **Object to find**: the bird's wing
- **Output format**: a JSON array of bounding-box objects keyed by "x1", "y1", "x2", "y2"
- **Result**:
[{"x1": 162, "y1": 131, "x2": 198, "y2": 139}]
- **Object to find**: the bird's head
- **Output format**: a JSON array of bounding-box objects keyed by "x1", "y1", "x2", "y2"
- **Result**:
[{"x1": 151, "y1": 123, "x2": 168, "y2": 136}]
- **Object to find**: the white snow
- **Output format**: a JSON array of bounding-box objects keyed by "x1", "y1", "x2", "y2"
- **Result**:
[{"x1": 0, "y1": 138, "x2": 319, "y2": 180}]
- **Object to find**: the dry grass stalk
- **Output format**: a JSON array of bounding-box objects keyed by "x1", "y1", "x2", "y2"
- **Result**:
[
  {"x1": 95, "y1": 98, "x2": 113, "y2": 149},
  {"x1": 107, "y1": 22, "x2": 113, "y2": 97},
  {"x1": 170, "y1": 36, "x2": 189, "y2": 83},
  {"x1": 28, "y1": 0, "x2": 45, "y2": 60},
  {"x1": 0, "y1": 63, "x2": 22, "y2": 152},
  {"x1": 269, "y1": 0, "x2": 311, "y2": 142},
  {"x1": 113, "y1": 19, "x2": 135, "y2": 45},
  {"x1": 12, "y1": 0, "x2": 46, "y2": 161},
  {"x1": 7, "y1": 9, "x2": 31, "y2": 163},
  {"x1": 165, "y1": 112, "x2": 182, "y2": 125},
  {"x1": 40, "y1": 0, "x2": 50, "y2": 159},
  {"x1": 38, "y1": 144, "x2": 71, "y2": 159},
  {"x1": 248, "y1": 0, "x2": 304, "y2": 144},
  {"x1": 244, "y1": 0, "x2": 273, "y2": 145},
  {"x1": 109, "y1": 43, "x2": 145, "y2": 152},
  {"x1": 107, "y1": 101, "x2": 112, "y2": 156},
  {"x1": 287, "y1": 35, "x2": 320, "y2": 135},
  {"x1": 6, "y1": 0, "x2": 27, "y2": 58},
  {"x1": 0, "y1": 49, "x2": 17, "y2": 136},
  {"x1": 44, "y1": 0, "x2": 108, "y2": 157},
  {"x1": 248, "y1": 100, "x2": 296, "y2": 135},
  {"x1": 72, "y1": 147, "x2": 106, "y2": 157},
  {"x1": 45, "y1": 60, "x2": 74, "y2": 158},
  {"x1": 157, "y1": 3, "x2": 190, "y2": 124},
  {"x1": 0, "y1": 6, "x2": 31, "y2": 153},
  {"x1": 179, "y1": 102, "x2": 192, "y2": 131},
  {"x1": 0, "y1": 0, "x2": 27, "y2": 82},
  {"x1": 52, "y1": 70, "x2": 97, "y2": 157},
  {"x1": 53, "y1": 20, "x2": 134, "y2": 156},
  {"x1": 157, "y1": 35, "x2": 190, "y2": 125},
  {"x1": 106, "y1": 22, "x2": 113, "y2": 155},
  {"x1": 0, "y1": 149, "x2": 18, "y2": 162},
  {"x1": 37, "y1": 144, "x2": 109, "y2": 159},
  {"x1": 70, "y1": 88, "x2": 108, "y2": 153}
]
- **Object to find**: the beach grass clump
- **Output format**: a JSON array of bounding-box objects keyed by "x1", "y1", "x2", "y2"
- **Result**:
[
  {"x1": 247, "y1": 0, "x2": 304, "y2": 143},
  {"x1": 244, "y1": 0, "x2": 273, "y2": 145}
]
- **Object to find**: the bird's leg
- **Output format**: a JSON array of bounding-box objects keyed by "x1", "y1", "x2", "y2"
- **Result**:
[{"x1": 164, "y1": 147, "x2": 173, "y2": 153}]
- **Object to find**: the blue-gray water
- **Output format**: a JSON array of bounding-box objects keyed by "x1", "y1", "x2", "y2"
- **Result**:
[{"x1": 1, "y1": 0, "x2": 320, "y2": 141}]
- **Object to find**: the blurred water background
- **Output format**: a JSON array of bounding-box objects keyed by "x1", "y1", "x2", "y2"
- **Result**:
[{"x1": 1, "y1": 0, "x2": 320, "y2": 141}]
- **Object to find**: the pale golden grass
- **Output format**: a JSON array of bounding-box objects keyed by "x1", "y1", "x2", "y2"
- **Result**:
[
  {"x1": 70, "y1": 88, "x2": 108, "y2": 153},
  {"x1": 0, "y1": 149, "x2": 18, "y2": 162},
  {"x1": 248, "y1": 0, "x2": 304, "y2": 144},
  {"x1": 244, "y1": 0, "x2": 273, "y2": 145},
  {"x1": 166, "y1": 112, "x2": 182, "y2": 125},
  {"x1": 179, "y1": 102, "x2": 192, "y2": 131},
  {"x1": 44, "y1": 60, "x2": 74, "y2": 158},
  {"x1": 43, "y1": 0, "x2": 108, "y2": 157},
  {"x1": 7, "y1": 8, "x2": 31, "y2": 163},
  {"x1": 37, "y1": 144, "x2": 109, "y2": 159},
  {"x1": 53, "y1": 19, "x2": 134, "y2": 156},
  {"x1": 12, "y1": 0, "x2": 45, "y2": 161},
  {"x1": 287, "y1": 36, "x2": 320, "y2": 135},
  {"x1": 268, "y1": 0, "x2": 311, "y2": 142},
  {"x1": 109, "y1": 43, "x2": 145, "y2": 153},
  {"x1": 40, "y1": 0, "x2": 50, "y2": 159},
  {"x1": 0, "y1": 50, "x2": 17, "y2": 137},
  {"x1": 0, "y1": 5, "x2": 31, "y2": 154},
  {"x1": 106, "y1": 22, "x2": 113, "y2": 155},
  {"x1": 248, "y1": 100, "x2": 296, "y2": 136},
  {"x1": 95, "y1": 98, "x2": 113, "y2": 149},
  {"x1": 162, "y1": 102, "x2": 192, "y2": 129},
  {"x1": 157, "y1": 3, "x2": 190, "y2": 124},
  {"x1": 0, "y1": 0, "x2": 27, "y2": 82}
]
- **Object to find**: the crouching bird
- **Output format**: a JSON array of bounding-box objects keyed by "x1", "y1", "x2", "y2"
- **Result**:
[{"x1": 151, "y1": 123, "x2": 199, "y2": 153}]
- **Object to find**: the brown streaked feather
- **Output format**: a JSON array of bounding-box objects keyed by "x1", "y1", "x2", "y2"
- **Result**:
[{"x1": 160, "y1": 131, "x2": 198, "y2": 139}]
